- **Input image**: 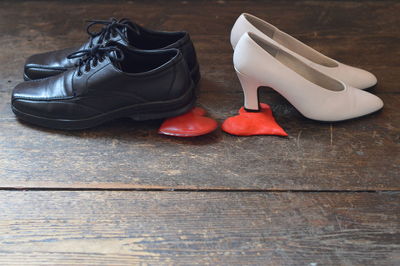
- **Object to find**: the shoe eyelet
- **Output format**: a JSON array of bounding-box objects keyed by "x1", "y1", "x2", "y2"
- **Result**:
[{"x1": 77, "y1": 71, "x2": 82, "y2": 77}]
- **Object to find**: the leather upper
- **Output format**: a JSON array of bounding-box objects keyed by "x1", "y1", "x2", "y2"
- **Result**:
[
  {"x1": 230, "y1": 13, "x2": 377, "y2": 90},
  {"x1": 24, "y1": 19, "x2": 199, "y2": 81},
  {"x1": 234, "y1": 33, "x2": 383, "y2": 121},
  {"x1": 15, "y1": 46, "x2": 194, "y2": 120}
]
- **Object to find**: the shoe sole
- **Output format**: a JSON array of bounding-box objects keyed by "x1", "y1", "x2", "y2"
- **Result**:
[{"x1": 12, "y1": 84, "x2": 196, "y2": 130}]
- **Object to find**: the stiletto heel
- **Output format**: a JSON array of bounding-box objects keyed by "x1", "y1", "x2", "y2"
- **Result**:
[{"x1": 235, "y1": 69, "x2": 261, "y2": 111}]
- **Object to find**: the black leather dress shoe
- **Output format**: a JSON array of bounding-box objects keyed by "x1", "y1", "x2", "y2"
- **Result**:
[
  {"x1": 24, "y1": 18, "x2": 200, "y2": 84},
  {"x1": 13, "y1": 44, "x2": 196, "y2": 130}
]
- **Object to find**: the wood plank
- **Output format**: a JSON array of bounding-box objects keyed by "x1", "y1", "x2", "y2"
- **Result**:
[
  {"x1": 0, "y1": 90, "x2": 398, "y2": 190},
  {"x1": 0, "y1": 0, "x2": 399, "y2": 190},
  {"x1": 1, "y1": 0, "x2": 399, "y2": 36},
  {"x1": 0, "y1": 191, "x2": 398, "y2": 265},
  {"x1": 0, "y1": 1, "x2": 399, "y2": 93}
]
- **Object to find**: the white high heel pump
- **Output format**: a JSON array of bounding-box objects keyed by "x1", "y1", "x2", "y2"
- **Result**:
[
  {"x1": 234, "y1": 33, "x2": 383, "y2": 122},
  {"x1": 231, "y1": 13, "x2": 377, "y2": 90}
]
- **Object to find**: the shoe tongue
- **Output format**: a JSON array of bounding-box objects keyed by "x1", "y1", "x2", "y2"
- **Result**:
[
  {"x1": 105, "y1": 42, "x2": 125, "y2": 70},
  {"x1": 120, "y1": 21, "x2": 141, "y2": 42},
  {"x1": 112, "y1": 28, "x2": 129, "y2": 46},
  {"x1": 108, "y1": 20, "x2": 133, "y2": 46}
]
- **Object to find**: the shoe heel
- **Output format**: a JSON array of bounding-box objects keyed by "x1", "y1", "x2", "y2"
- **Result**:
[{"x1": 235, "y1": 70, "x2": 261, "y2": 111}]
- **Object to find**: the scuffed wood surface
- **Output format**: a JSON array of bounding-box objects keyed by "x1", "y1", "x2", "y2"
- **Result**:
[
  {"x1": 0, "y1": 1, "x2": 399, "y2": 264},
  {"x1": 0, "y1": 0, "x2": 399, "y2": 190},
  {"x1": 0, "y1": 191, "x2": 399, "y2": 265},
  {"x1": 0, "y1": 91, "x2": 399, "y2": 190}
]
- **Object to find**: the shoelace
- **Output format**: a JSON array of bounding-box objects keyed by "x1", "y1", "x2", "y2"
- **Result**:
[
  {"x1": 67, "y1": 45, "x2": 124, "y2": 76},
  {"x1": 86, "y1": 18, "x2": 140, "y2": 48}
]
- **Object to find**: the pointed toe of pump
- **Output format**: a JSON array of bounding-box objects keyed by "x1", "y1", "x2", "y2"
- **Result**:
[
  {"x1": 358, "y1": 69, "x2": 378, "y2": 89},
  {"x1": 340, "y1": 64, "x2": 378, "y2": 90},
  {"x1": 352, "y1": 88, "x2": 383, "y2": 118}
]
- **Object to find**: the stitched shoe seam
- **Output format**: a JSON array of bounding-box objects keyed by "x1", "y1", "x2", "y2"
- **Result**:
[{"x1": 25, "y1": 65, "x2": 69, "y2": 71}]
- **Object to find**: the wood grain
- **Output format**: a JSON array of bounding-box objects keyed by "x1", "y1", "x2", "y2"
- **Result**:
[
  {"x1": 0, "y1": 0, "x2": 399, "y2": 190},
  {"x1": 0, "y1": 191, "x2": 399, "y2": 265},
  {"x1": 0, "y1": 1, "x2": 399, "y2": 264},
  {"x1": 0, "y1": 0, "x2": 399, "y2": 93},
  {"x1": 0, "y1": 90, "x2": 399, "y2": 190}
]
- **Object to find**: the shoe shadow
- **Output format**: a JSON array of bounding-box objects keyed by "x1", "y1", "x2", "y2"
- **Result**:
[
  {"x1": 17, "y1": 116, "x2": 222, "y2": 146},
  {"x1": 15, "y1": 77, "x2": 229, "y2": 146},
  {"x1": 17, "y1": 76, "x2": 381, "y2": 143}
]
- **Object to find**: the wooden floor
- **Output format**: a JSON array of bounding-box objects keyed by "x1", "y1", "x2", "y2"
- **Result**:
[{"x1": 0, "y1": 0, "x2": 399, "y2": 264}]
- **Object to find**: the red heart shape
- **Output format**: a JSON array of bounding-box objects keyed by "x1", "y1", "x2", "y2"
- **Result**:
[
  {"x1": 222, "y1": 103, "x2": 288, "y2": 136},
  {"x1": 159, "y1": 107, "x2": 218, "y2": 137}
]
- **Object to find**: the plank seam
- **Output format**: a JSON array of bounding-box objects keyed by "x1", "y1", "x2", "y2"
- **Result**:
[{"x1": 0, "y1": 187, "x2": 399, "y2": 193}]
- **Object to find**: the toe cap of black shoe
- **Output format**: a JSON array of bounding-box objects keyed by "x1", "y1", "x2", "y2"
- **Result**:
[
  {"x1": 24, "y1": 47, "x2": 78, "y2": 80},
  {"x1": 12, "y1": 80, "x2": 50, "y2": 116},
  {"x1": 12, "y1": 77, "x2": 100, "y2": 121}
]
